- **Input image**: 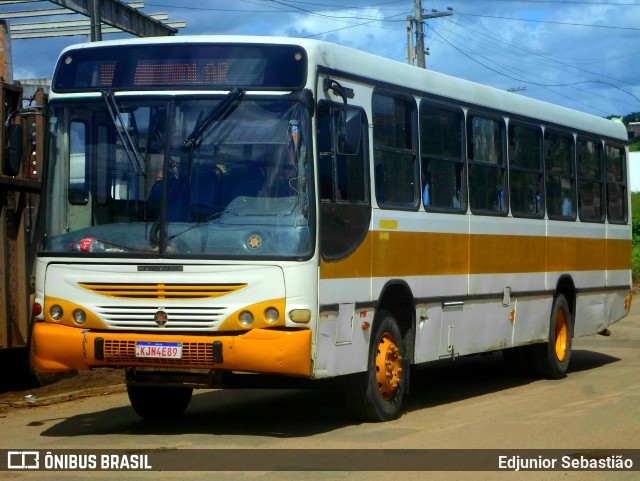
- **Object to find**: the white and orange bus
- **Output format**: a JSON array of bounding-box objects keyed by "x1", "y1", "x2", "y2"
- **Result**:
[{"x1": 32, "y1": 36, "x2": 631, "y2": 422}]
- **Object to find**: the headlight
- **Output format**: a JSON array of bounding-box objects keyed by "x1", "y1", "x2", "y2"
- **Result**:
[
  {"x1": 265, "y1": 307, "x2": 279, "y2": 323},
  {"x1": 73, "y1": 309, "x2": 87, "y2": 324},
  {"x1": 50, "y1": 305, "x2": 63, "y2": 320},
  {"x1": 239, "y1": 311, "x2": 254, "y2": 327}
]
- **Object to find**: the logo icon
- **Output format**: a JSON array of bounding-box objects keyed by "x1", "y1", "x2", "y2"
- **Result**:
[
  {"x1": 8, "y1": 451, "x2": 40, "y2": 470},
  {"x1": 247, "y1": 235, "x2": 262, "y2": 250},
  {"x1": 154, "y1": 310, "x2": 168, "y2": 327}
]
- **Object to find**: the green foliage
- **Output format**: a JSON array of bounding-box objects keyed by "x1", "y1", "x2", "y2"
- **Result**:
[
  {"x1": 632, "y1": 192, "x2": 640, "y2": 283},
  {"x1": 606, "y1": 112, "x2": 640, "y2": 124},
  {"x1": 633, "y1": 191, "x2": 640, "y2": 216}
]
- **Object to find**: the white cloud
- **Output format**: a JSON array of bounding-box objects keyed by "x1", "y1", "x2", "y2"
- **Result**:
[{"x1": 4, "y1": 0, "x2": 640, "y2": 116}]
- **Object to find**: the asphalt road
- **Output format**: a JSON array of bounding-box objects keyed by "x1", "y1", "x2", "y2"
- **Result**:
[{"x1": 1, "y1": 300, "x2": 639, "y2": 481}]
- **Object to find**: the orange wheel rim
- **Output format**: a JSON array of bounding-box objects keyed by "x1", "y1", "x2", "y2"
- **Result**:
[
  {"x1": 375, "y1": 333, "x2": 403, "y2": 400},
  {"x1": 554, "y1": 310, "x2": 568, "y2": 362}
]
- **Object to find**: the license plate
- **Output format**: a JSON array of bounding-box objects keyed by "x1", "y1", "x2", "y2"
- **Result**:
[{"x1": 135, "y1": 341, "x2": 183, "y2": 359}]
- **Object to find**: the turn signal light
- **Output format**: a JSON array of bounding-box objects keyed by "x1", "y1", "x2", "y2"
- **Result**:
[{"x1": 289, "y1": 309, "x2": 311, "y2": 324}]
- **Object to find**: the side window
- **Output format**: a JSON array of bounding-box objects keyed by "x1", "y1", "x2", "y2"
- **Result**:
[
  {"x1": 545, "y1": 131, "x2": 575, "y2": 220},
  {"x1": 317, "y1": 102, "x2": 371, "y2": 260},
  {"x1": 605, "y1": 144, "x2": 627, "y2": 223},
  {"x1": 69, "y1": 120, "x2": 89, "y2": 205},
  {"x1": 373, "y1": 92, "x2": 418, "y2": 209},
  {"x1": 577, "y1": 138, "x2": 604, "y2": 222},
  {"x1": 508, "y1": 123, "x2": 543, "y2": 217},
  {"x1": 95, "y1": 124, "x2": 110, "y2": 205},
  {"x1": 419, "y1": 102, "x2": 465, "y2": 211},
  {"x1": 468, "y1": 114, "x2": 506, "y2": 214},
  {"x1": 318, "y1": 105, "x2": 368, "y2": 204}
]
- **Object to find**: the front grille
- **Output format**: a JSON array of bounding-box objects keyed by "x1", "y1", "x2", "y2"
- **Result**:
[
  {"x1": 96, "y1": 305, "x2": 226, "y2": 330},
  {"x1": 78, "y1": 282, "x2": 246, "y2": 299},
  {"x1": 103, "y1": 340, "x2": 213, "y2": 367}
]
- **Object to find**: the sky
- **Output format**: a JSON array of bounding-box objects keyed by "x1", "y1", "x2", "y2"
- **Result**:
[{"x1": 3, "y1": 0, "x2": 640, "y2": 120}]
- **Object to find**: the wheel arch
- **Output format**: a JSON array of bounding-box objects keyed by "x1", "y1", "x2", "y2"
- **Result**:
[
  {"x1": 375, "y1": 280, "x2": 415, "y2": 362},
  {"x1": 556, "y1": 275, "x2": 576, "y2": 337}
]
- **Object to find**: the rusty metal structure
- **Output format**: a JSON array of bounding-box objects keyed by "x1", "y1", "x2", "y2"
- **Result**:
[
  {"x1": 0, "y1": 2, "x2": 184, "y2": 385},
  {"x1": 2, "y1": 0, "x2": 183, "y2": 40},
  {"x1": 0, "y1": 19, "x2": 45, "y2": 357}
]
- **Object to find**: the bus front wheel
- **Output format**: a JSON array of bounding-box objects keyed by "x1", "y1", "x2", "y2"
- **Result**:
[
  {"x1": 530, "y1": 293, "x2": 573, "y2": 379},
  {"x1": 127, "y1": 384, "x2": 193, "y2": 421},
  {"x1": 345, "y1": 311, "x2": 406, "y2": 421}
]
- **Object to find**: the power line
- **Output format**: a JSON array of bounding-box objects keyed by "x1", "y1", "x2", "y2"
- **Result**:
[
  {"x1": 477, "y1": 0, "x2": 640, "y2": 5},
  {"x1": 453, "y1": 9, "x2": 640, "y2": 31},
  {"x1": 445, "y1": 15, "x2": 636, "y2": 87},
  {"x1": 427, "y1": 24, "x2": 640, "y2": 106},
  {"x1": 435, "y1": 26, "x2": 633, "y2": 112},
  {"x1": 145, "y1": 0, "x2": 407, "y2": 16},
  {"x1": 302, "y1": 9, "x2": 410, "y2": 37}
]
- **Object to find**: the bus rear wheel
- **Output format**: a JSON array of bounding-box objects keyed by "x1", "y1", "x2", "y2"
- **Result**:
[
  {"x1": 126, "y1": 384, "x2": 193, "y2": 421},
  {"x1": 530, "y1": 294, "x2": 573, "y2": 379},
  {"x1": 345, "y1": 311, "x2": 406, "y2": 421}
]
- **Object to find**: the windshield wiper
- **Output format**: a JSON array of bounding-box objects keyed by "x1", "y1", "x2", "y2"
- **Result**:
[
  {"x1": 166, "y1": 209, "x2": 226, "y2": 243},
  {"x1": 102, "y1": 90, "x2": 146, "y2": 175},
  {"x1": 183, "y1": 88, "x2": 245, "y2": 150}
]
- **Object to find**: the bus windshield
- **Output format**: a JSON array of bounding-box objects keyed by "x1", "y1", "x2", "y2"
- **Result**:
[{"x1": 43, "y1": 94, "x2": 313, "y2": 259}]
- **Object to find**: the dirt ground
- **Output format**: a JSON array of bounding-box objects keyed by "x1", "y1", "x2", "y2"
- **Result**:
[{"x1": 0, "y1": 361, "x2": 125, "y2": 414}]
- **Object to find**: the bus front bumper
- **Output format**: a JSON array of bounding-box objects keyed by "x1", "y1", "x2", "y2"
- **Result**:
[{"x1": 33, "y1": 322, "x2": 312, "y2": 377}]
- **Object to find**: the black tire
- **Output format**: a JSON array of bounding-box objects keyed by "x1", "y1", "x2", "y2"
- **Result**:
[
  {"x1": 530, "y1": 294, "x2": 573, "y2": 379},
  {"x1": 344, "y1": 311, "x2": 406, "y2": 422},
  {"x1": 127, "y1": 384, "x2": 193, "y2": 421}
]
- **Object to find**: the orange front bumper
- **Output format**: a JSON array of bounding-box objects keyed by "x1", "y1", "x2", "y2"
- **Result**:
[{"x1": 33, "y1": 322, "x2": 312, "y2": 377}]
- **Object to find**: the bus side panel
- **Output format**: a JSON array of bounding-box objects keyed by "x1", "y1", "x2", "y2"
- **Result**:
[
  {"x1": 574, "y1": 292, "x2": 607, "y2": 338},
  {"x1": 440, "y1": 299, "x2": 513, "y2": 357},
  {"x1": 317, "y1": 233, "x2": 373, "y2": 377},
  {"x1": 606, "y1": 223, "x2": 632, "y2": 290},
  {"x1": 314, "y1": 301, "x2": 374, "y2": 378},
  {"x1": 468, "y1": 216, "x2": 546, "y2": 295},
  {"x1": 511, "y1": 296, "x2": 554, "y2": 346},
  {"x1": 546, "y1": 221, "x2": 607, "y2": 289},
  {"x1": 605, "y1": 290, "x2": 632, "y2": 329}
]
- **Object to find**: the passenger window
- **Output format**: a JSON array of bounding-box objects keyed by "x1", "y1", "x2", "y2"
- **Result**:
[
  {"x1": 373, "y1": 92, "x2": 419, "y2": 209},
  {"x1": 419, "y1": 102, "x2": 465, "y2": 211},
  {"x1": 545, "y1": 131, "x2": 575, "y2": 220},
  {"x1": 577, "y1": 138, "x2": 604, "y2": 222},
  {"x1": 605, "y1": 145, "x2": 627, "y2": 223},
  {"x1": 509, "y1": 123, "x2": 543, "y2": 217},
  {"x1": 468, "y1": 115, "x2": 506, "y2": 214}
]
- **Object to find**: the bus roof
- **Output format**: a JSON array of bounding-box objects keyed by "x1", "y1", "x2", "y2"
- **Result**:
[{"x1": 55, "y1": 35, "x2": 627, "y2": 142}]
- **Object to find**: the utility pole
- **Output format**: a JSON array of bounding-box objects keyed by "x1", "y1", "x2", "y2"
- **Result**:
[
  {"x1": 414, "y1": 0, "x2": 426, "y2": 68},
  {"x1": 410, "y1": 2, "x2": 453, "y2": 69},
  {"x1": 406, "y1": 15, "x2": 415, "y2": 66}
]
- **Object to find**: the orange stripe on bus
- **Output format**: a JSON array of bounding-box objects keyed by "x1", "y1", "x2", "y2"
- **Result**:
[
  {"x1": 546, "y1": 237, "x2": 606, "y2": 272},
  {"x1": 320, "y1": 232, "x2": 631, "y2": 279},
  {"x1": 607, "y1": 238, "x2": 633, "y2": 271}
]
